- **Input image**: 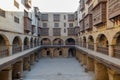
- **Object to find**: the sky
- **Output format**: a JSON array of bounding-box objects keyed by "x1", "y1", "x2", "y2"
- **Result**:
[{"x1": 32, "y1": 0, "x2": 80, "y2": 12}]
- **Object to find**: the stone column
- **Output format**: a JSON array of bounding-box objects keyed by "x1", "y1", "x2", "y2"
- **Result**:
[
  {"x1": 108, "y1": 68, "x2": 120, "y2": 80},
  {"x1": 109, "y1": 45, "x2": 114, "y2": 57},
  {"x1": 87, "y1": 56, "x2": 94, "y2": 71},
  {"x1": 12, "y1": 60, "x2": 23, "y2": 79},
  {"x1": 30, "y1": 54, "x2": 35, "y2": 65},
  {"x1": 81, "y1": 54, "x2": 87, "y2": 66},
  {"x1": 0, "y1": 66, "x2": 12, "y2": 80},
  {"x1": 9, "y1": 45, "x2": 12, "y2": 56},
  {"x1": 94, "y1": 43, "x2": 97, "y2": 52},
  {"x1": 94, "y1": 60, "x2": 109, "y2": 80}
]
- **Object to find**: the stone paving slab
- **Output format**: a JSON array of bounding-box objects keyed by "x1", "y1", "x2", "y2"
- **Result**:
[{"x1": 23, "y1": 58, "x2": 94, "y2": 80}]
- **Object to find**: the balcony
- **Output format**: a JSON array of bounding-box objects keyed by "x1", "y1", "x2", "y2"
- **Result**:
[
  {"x1": 79, "y1": 19, "x2": 84, "y2": 32},
  {"x1": 24, "y1": 17, "x2": 32, "y2": 33},
  {"x1": 34, "y1": 7, "x2": 39, "y2": 17},
  {"x1": 40, "y1": 28, "x2": 49, "y2": 36},
  {"x1": 108, "y1": 0, "x2": 120, "y2": 19},
  {"x1": 0, "y1": 47, "x2": 9, "y2": 58},
  {"x1": 53, "y1": 28, "x2": 61, "y2": 36},
  {"x1": 88, "y1": 44, "x2": 94, "y2": 50},
  {"x1": 24, "y1": 45, "x2": 29, "y2": 50},
  {"x1": 12, "y1": 45, "x2": 22, "y2": 54},
  {"x1": 84, "y1": 14, "x2": 92, "y2": 30},
  {"x1": 74, "y1": 26, "x2": 80, "y2": 35},
  {"x1": 38, "y1": 27, "x2": 41, "y2": 36},
  {"x1": 31, "y1": 25, "x2": 36, "y2": 34},
  {"x1": 97, "y1": 46, "x2": 108, "y2": 55},
  {"x1": 80, "y1": 0, "x2": 85, "y2": 11},
  {"x1": 67, "y1": 28, "x2": 75, "y2": 36},
  {"x1": 92, "y1": 2, "x2": 107, "y2": 26},
  {"x1": 25, "y1": 0, "x2": 31, "y2": 8}
]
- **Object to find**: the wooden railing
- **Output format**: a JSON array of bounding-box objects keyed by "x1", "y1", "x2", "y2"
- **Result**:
[
  {"x1": 0, "y1": 47, "x2": 9, "y2": 58},
  {"x1": 97, "y1": 46, "x2": 109, "y2": 55},
  {"x1": 53, "y1": 43, "x2": 63, "y2": 45},
  {"x1": 24, "y1": 45, "x2": 29, "y2": 50},
  {"x1": 41, "y1": 43, "x2": 51, "y2": 45},
  {"x1": 113, "y1": 46, "x2": 120, "y2": 59},
  {"x1": 88, "y1": 44, "x2": 94, "y2": 50},
  {"x1": 83, "y1": 43, "x2": 86, "y2": 48},
  {"x1": 12, "y1": 45, "x2": 22, "y2": 54}
]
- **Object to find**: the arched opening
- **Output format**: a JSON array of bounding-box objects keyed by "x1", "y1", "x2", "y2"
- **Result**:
[
  {"x1": 65, "y1": 38, "x2": 75, "y2": 45},
  {"x1": 53, "y1": 38, "x2": 64, "y2": 45},
  {"x1": 53, "y1": 48, "x2": 63, "y2": 57},
  {"x1": 41, "y1": 48, "x2": 51, "y2": 57},
  {"x1": 112, "y1": 32, "x2": 120, "y2": 58},
  {"x1": 96, "y1": 34, "x2": 109, "y2": 55},
  {"x1": 34, "y1": 38, "x2": 37, "y2": 47},
  {"x1": 12, "y1": 36, "x2": 22, "y2": 54},
  {"x1": 0, "y1": 35, "x2": 9, "y2": 58},
  {"x1": 83, "y1": 36, "x2": 86, "y2": 48},
  {"x1": 68, "y1": 48, "x2": 76, "y2": 57},
  {"x1": 24, "y1": 37, "x2": 29, "y2": 50},
  {"x1": 30, "y1": 38, "x2": 33, "y2": 48},
  {"x1": 88, "y1": 35, "x2": 94, "y2": 50},
  {"x1": 12, "y1": 61, "x2": 23, "y2": 80},
  {"x1": 41, "y1": 38, "x2": 51, "y2": 45}
]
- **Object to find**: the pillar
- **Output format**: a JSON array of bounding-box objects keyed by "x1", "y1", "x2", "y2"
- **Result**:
[
  {"x1": 30, "y1": 54, "x2": 35, "y2": 65},
  {"x1": 12, "y1": 60, "x2": 23, "y2": 79},
  {"x1": 23, "y1": 57, "x2": 31, "y2": 71},
  {"x1": 108, "y1": 68, "x2": 120, "y2": 80},
  {"x1": 81, "y1": 53, "x2": 87, "y2": 66},
  {"x1": 94, "y1": 43, "x2": 97, "y2": 52},
  {"x1": 109, "y1": 45, "x2": 114, "y2": 57},
  {"x1": 0, "y1": 67, "x2": 12, "y2": 80},
  {"x1": 94, "y1": 60, "x2": 109, "y2": 80},
  {"x1": 87, "y1": 56, "x2": 94, "y2": 71}
]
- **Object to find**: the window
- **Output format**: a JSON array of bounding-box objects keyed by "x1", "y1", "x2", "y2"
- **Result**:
[
  {"x1": 69, "y1": 23, "x2": 73, "y2": 27},
  {"x1": 64, "y1": 15, "x2": 66, "y2": 20},
  {"x1": 64, "y1": 29, "x2": 66, "y2": 33},
  {"x1": 64, "y1": 23, "x2": 66, "y2": 27},
  {"x1": 14, "y1": 0, "x2": 19, "y2": 9},
  {"x1": 53, "y1": 14, "x2": 60, "y2": 21},
  {"x1": 41, "y1": 14, "x2": 48, "y2": 21},
  {"x1": 43, "y1": 23, "x2": 47, "y2": 27},
  {"x1": 14, "y1": 16, "x2": 19, "y2": 23},
  {"x1": 0, "y1": 8, "x2": 5, "y2": 17},
  {"x1": 54, "y1": 23, "x2": 59, "y2": 27},
  {"x1": 68, "y1": 14, "x2": 74, "y2": 21}
]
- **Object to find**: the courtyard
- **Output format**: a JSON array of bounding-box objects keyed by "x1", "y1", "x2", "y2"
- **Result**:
[{"x1": 23, "y1": 57, "x2": 95, "y2": 80}]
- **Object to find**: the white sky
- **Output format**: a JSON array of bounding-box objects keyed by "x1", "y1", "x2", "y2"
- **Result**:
[{"x1": 32, "y1": 0, "x2": 80, "y2": 12}]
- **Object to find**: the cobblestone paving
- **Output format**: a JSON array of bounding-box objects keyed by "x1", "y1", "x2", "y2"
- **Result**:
[{"x1": 23, "y1": 57, "x2": 95, "y2": 80}]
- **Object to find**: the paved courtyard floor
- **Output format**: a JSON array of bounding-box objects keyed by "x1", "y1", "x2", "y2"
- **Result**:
[{"x1": 23, "y1": 57, "x2": 95, "y2": 80}]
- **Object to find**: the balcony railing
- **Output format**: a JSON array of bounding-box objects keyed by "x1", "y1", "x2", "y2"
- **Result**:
[
  {"x1": 0, "y1": 47, "x2": 9, "y2": 58},
  {"x1": 66, "y1": 43, "x2": 75, "y2": 45},
  {"x1": 41, "y1": 43, "x2": 51, "y2": 45},
  {"x1": 113, "y1": 46, "x2": 120, "y2": 59},
  {"x1": 83, "y1": 43, "x2": 86, "y2": 48},
  {"x1": 53, "y1": 43, "x2": 63, "y2": 45},
  {"x1": 88, "y1": 44, "x2": 94, "y2": 50},
  {"x1": 24, "y1": 45, "x2": 29, "y2": 50},
  {"x1": 97, "y1": 46, "x2": 108, "y2": 55},
  {"x1": 12, "y1": 45, "x2": 22, "y2": 54}
]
